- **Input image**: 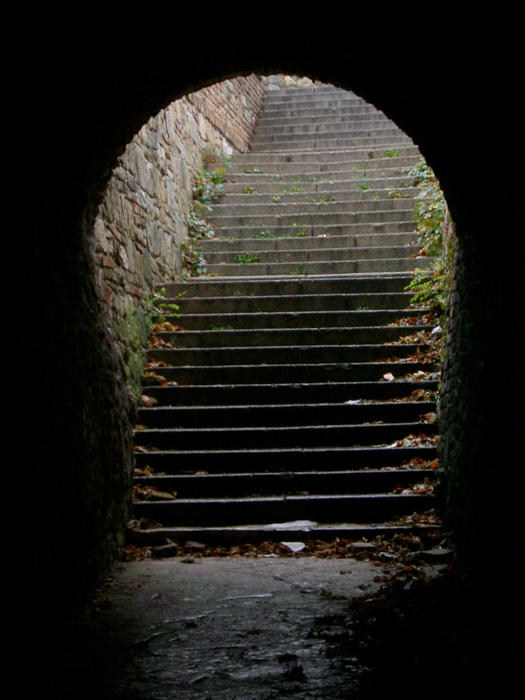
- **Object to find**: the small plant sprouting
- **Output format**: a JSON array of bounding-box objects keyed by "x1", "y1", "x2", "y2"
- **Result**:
[
  {"x1": 385, "y1": 149, "x2": 400, "y2": 158},
  {"x1": 309, "y1": 194, "x2": 335, "y2": 203},
  {"x1": 294, "y1": 263, "x2": 308, "y2": 275},
  {"x1": 243, "y1": 185, "x2": 256, "y2": 194},
  {"x1": 235, "y1": 253, "x2": 261, "y2": 264},
  {"x1": 404, "y1": 158, "x2": 454, "y2": 326}
]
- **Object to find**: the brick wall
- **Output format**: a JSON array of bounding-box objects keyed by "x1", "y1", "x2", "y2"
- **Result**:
[{"x1": 92, "y1": 74, "x2": 265, "y2": 399}]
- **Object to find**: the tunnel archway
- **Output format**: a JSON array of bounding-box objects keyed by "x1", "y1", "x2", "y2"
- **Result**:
[{"x1": 22, "y1": 31, "x2": 523, "y2": 693}]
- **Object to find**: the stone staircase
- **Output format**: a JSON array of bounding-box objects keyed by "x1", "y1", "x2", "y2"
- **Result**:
[{"x1": 130, "y1": 83, "x2": 441, "y2": 550}]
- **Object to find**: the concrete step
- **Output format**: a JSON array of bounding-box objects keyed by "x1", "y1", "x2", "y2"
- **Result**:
[
  {"x1": 201, "y1": 233, "x2": 419, "y2": 253},
  {"x1": 214, "y1": 187, "x2": 419, "y2": 205},
  {"x1": 135, "y1": 420, "x2": 437, "y2": 451},
  {"x1": 202, "y1": 245, "x2": 422, "y2": 265},
  {"x1": 209, "y1": 197, "x2": 418, "y2": 217},
  {"x1": 134, "y1": 444, "x2": 436, "y2": 473},
  {"x1": 228, "y1": 145, "x2": 419, "y2": 166},
  {"x1": 254, "y1": 112, "x2": 392, "y2": 131},
  {"x1": 174, "y1": 291, "x2": 415, "y2": 314},
  {"x1": 222, "y1": 176, "x2": 415, "y2": 194},
  {"x1": 261, "y1": 94, "x2": 367, "y2": 108},
  {"x1": 203, "y1": 257, "x2": 432, "y2": 277},
  {"x1": 137, "y1": 401, "x2": 436, "y2": 429},
  {"x1": 141, "y1": 380, "x2": 439, "y2": 406},
  {"x1": 129, "y1": 521, "x2": 442, "y2": 547},
  {"x1": 252, "y1": 136, "x2": 413, "y2": 152},
  {"x1": 161, "y1": 275, "x2": 417, "y2": 297},
  {"x1": 146, "y1": 360, "x2": 438, "y2": 385},
  {"x1": 147, "y1": 342, "x2": 428, "y2": 367},
  {"x1": 135, "y1": 467, "x2": 436, "y2": 497},
  {"x1": 164, "y1": 307, "x2": 429, "y2": 330},
  {"x1": 207, "y1": 222, "x2": 418, "y2": 240},
  {"x1": 150, "y1": 327, "x2": 432, "y2": 351},
  {"x1": 133, "y1": 492, "x2": 435, "y2": 527},
  {"x1": 251, "y1": 125, "x2": 408, "y2": 143},
  {"x1": 205, "y1": 209, "x2": 417, "y2": 229}
]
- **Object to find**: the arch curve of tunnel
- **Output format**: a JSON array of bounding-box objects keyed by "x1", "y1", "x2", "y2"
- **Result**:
[{"x1": 21, "y1": 30, "x2": 523, "y2": 690}]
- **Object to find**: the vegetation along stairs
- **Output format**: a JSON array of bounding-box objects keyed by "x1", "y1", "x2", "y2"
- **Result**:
[{"x1": 130, "y1": 83, "x2": 443, "y2": 553}]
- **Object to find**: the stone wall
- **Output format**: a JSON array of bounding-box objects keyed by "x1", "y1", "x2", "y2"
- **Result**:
[{"x1": 92, "y1": 74, "x2": 265, "y2": 399}]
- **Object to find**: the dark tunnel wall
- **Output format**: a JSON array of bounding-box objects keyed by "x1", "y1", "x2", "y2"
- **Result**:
[{"x1": 17, "y1": 18, "x2": 523, "y2": 662}]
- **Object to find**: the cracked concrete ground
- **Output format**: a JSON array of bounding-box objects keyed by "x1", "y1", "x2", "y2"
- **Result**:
[{"x1": 45, "y1": 554, "x2": 445, "y2": 699}]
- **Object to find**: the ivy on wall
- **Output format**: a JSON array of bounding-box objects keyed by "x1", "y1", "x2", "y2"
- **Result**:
[
  {"x1": 405, "y1": 159, "x2": 456, "y2": 327},
  {"x1": 181, "y1": 154, "x2": 230, "y2": 277}
]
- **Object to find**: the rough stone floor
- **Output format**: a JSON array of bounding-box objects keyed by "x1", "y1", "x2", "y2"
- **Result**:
[{"x1": 40, "y1": 552, "x2": 464, "y2": 700}]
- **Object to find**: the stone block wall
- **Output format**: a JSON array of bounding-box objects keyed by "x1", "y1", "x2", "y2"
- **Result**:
[{"x1": 91, "y1": 74, "x2": 265, "y2": 398}]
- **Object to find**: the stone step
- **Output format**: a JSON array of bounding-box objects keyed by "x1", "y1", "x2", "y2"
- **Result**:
[
  {"x1": 135, "y1": 467, "x2": 436, "y2": 497},
  {"x1": 202, "y1": 245, "x2": 422, "y2": 265},
  {"x1": 150, "y1": 326, "x2": 431, "y2": 350},
  {"x1": 160, "y1": 275, "x2": 416, "y2": 297},
  {"x1": 255, "y1": 113, "x2": 393, "y2": 131},
  {"x1": 228, "y1": 145, "x2": 419, "y2": 166},
  {"x1": 251, "y1": 124, "x2": 408, "y2": 143},
  {"x1": 222, "y1": 176, "x2": 415, "y2": 194},
  {"x1": 207, "y1": 222, "x2": 418, "y2": 240},
  {"x1": 261, "y1": 93, "x2": 367, "y2": 108},
  {"x1": 214, "y1": 187, "x2": 419, "y2": 205},
  {"x1": 205, "y1": 209, "x2": 417, "y2": 229},
  {"x1": 146, "y1": 360, "x2": 437, "y2": 385},
  {"x1": 137, "y1": 401, "x2": 436, "y2": 429},
  {"x1": 203, "y1": 257, "x2": 431, "y2": 277},
  {"x1": 128, "y1": 521, "x2": 441, "y2": 547},
  {"x1": 147, "y1": 342, "x2": 428, "y2": 367},
  {"x1": 201, "y1": 233, "x2": 419, "y2": 253},
  {"x1": 150, "y1": 323, "x2": 432, "y2": 348},
  {"x1": 174, "y1": 290, "x2": 415, "y2": 314},
  {"x1": 211, "y1": 197, "x2": 418, "y2": 217},
  {"x1": 134, "y1": 444, "x2": 436, "y2": 474},
  {"x1": 259, "y1": 103, "x2": 379, "y2": 119},
  {"x1": 135, "y1": 419, "x2": 437, "y2": 450},
  {"x1": 225, "y1": 161, "x2": 419, "y2": 181},
  {"x1": 141, "y1": 380, "x2": 438, "y2": 407},
  {"x1": 258, "y1": 102, "x2": 387, "y2": 118},
  {"x1": 163, "y1": 307, "x2": 428, "y2": 330},
  {"x1": 133, "y1": 492, "x2": 436, "y2": 527},
  {"x1": 252, "y1": 136, "x2": 413, "y2": 152}
]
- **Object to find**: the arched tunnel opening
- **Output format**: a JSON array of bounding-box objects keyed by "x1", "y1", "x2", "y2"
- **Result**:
[{"x1": 19, "y1": 28, "x2": 523, "y2": 698}]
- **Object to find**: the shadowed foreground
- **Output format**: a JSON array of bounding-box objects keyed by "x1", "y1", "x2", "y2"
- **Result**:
[{"x1": 32, "y1": 550, "x2": 513, "y2": 699}]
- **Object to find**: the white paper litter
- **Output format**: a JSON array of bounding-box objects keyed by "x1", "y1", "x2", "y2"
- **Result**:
[
  {"x1": 280, "y1": 541, "x2": 306, "y2": 553},
  {"x1": 263, "y1": 520, "x2": 318, "y2": 531},
  {"x1": 344, "y1": 399, "x2": 361, "y2": 405}
]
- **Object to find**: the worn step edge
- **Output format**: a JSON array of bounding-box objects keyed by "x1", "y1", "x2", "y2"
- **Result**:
[
  {"x1": 202, "y1": 234, "x2": 419, "y2": 249},
  {"x1": 146, "y1": 345, "x2": 429, "y2": 367},
  {"x1": 141, "y1": 381, "x2": 439, "y2": 407},
  {"x1": 127, "y1": 521, "x2": 442, "y2": 547},
  {"x1": 135, "y1": 468, "x2": 437, "y2": 496},
  {"x1": 202, "y1": 247, "x2": 422, "y2": 264},
  {"x1": 133, "y1": 445, "x2": 437, "y2": 472},
  {"x1": 134, "y1": 420, "x2": 437, "y2": 439},
  {"x1": 164, "y1": 308, "x2": 429, "y2": 320},
  {"x1": 137, "y1": 402, "x2": 436, "y2": 427},
  {"x1": 132, "y1": 492, "x2": 436, "y2": 526},
  {"x1": 161, "y1": 275, "x2": 417, "y2": 296}
]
